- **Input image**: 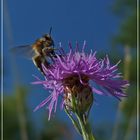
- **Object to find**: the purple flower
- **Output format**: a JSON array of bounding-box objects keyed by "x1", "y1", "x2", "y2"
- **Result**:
[{"x1": 32, "y1": 42, "x2": 129, "y2": 120}]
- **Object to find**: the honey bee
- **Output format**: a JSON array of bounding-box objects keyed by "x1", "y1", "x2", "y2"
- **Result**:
[{"x1": 11, "y1": 27, "x2": 57, "y2": 75}]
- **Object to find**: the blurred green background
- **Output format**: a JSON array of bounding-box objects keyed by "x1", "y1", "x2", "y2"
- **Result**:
[{"x1": 2, "y1": 0, "x2": 138, "y2": 140}]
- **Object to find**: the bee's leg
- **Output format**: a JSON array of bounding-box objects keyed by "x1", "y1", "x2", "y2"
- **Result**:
[
  {"x1": 42, "y1": 47, "x2": 57, "y2": 58},
  {"x1": 50, "y1": 49, "x2": 57, "y2": 58},
  {"x1": 42, "y1": 58, "x2": 50, "y2": 69},
  {"x1": 32, "y1": 55, "x2": 46, "y2": 76},
  {"x1": 42, "y1": 48, "x2": 56, "y2": 63},
  {"x1": 42, "y1": 47, "x2": 48, "y2": 56}
]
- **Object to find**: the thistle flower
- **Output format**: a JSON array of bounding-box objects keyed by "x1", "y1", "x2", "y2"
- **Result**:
[{"x1": 32, "y1": 42, "x2": 129, "y2": 120}]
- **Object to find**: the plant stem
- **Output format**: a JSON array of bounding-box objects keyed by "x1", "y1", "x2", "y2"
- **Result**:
[
  {"x1": 66, "y1": 89, "x2": 95, "y2": 140},
  {"x1": 64, "y1": 107, "x2": 82, "y2": 135},
  {"x1": 76, "y1": 113, "x2": 95, "y2": 140}
]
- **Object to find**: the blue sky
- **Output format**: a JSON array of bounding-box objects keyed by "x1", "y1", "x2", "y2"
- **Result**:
[{"x1": 4, "y1": 0, "x2": 122, "y2": 138}]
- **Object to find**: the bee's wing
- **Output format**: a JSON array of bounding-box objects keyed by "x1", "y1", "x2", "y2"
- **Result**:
[{"x1": 10, "y1": 45, "x2": 35, "y2": 59}]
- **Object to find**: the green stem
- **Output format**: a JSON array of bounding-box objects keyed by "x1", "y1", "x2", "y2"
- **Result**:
[
  {"x1": 76, "y1": 113, "x2": 95, "y2": 140},
  {"x1": 76, "y1": 114, "x2": 87, "y2": 140},
  {"x1": 64, "y1": 107, "x2": 82, "y2": 135},
  {"x1": 68, "y1": 91, "x2": 95, "y2": 140}
]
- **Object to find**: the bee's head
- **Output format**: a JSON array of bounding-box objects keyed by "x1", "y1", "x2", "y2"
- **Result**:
[
  {"x1": 41, "y1": 27, "x2": 54, "y2": 46},
  {"x1": 42, "y1": 34, "x2": 54, "y2": 46},
  {"x1": 43, "y1": 27, "x2": 53, "y2": 40},
  {"x1": 43, "y1": 34, "x2": 52, "y2": 41}
]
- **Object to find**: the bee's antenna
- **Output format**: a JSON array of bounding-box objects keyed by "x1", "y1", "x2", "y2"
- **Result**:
[{"x1": 49, "y1": 27, "x2": 52, "y2": 36}]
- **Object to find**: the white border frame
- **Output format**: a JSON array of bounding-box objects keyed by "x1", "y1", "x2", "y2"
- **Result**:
[
  {"x1": 1, "y1": 0, "x2": 4, "y2": 139},
  {"x1": 0, "y1": 0, "x2": 139, "y2": 140},
  {"x1": 136, "y1": 0, "x2": 139, "y2": 140}
]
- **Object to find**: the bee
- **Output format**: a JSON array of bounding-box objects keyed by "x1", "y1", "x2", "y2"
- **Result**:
[{"x1": 11, "y1": 27, "x2": 57, "y2": 75}]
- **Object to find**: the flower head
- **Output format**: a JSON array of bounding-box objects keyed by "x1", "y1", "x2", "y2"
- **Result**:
[{"x1": 32, "y1": 42, "x2": 129, "y2": 120}]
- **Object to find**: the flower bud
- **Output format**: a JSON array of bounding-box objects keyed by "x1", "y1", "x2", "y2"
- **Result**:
[{"x1": 64, "y1": 81, "x2": 93, "y2": 114}]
